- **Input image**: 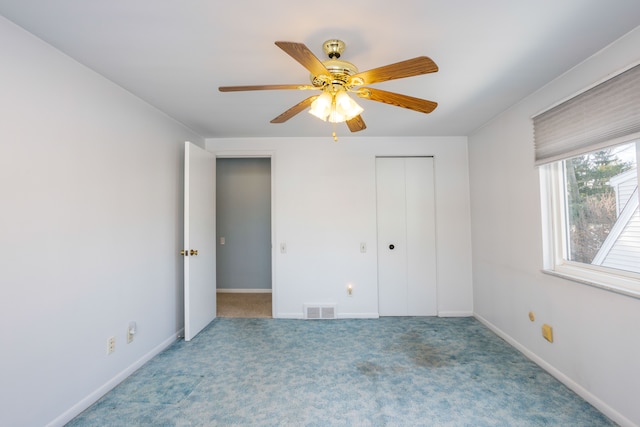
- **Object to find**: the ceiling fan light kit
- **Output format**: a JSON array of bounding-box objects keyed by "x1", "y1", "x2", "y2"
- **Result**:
[
  {"x1": 308, "y1": 85, "x2": 364, "y2": 123},
  {"x1": 218, "y1": 39, "x2": 438, "y2": 138}
]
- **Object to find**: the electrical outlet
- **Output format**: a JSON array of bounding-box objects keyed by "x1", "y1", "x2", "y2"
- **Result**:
[
  {"x1": 107, "y1": 336, "x2": 115, "y2": 354},
  {"x1": 542, "y1": 324, "x2": 553, "y2": 343}
]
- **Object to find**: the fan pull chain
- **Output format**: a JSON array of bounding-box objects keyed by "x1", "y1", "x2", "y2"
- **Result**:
[{"x1": 332, "y1": 123, "x2": 338, "y2": 142}]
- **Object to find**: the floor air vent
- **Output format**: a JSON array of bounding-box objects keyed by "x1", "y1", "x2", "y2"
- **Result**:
[{"x1": 304, "y1": 304, "x2": 336, "y2": 319}]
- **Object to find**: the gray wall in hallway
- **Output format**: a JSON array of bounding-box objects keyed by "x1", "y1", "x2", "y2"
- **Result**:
[{"x1": 216, "y1": 158, "x2": 272, "y2": 290}]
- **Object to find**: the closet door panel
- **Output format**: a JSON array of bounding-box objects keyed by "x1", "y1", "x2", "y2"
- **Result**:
[
  {"x1": 405, "y1": 157, "x2": 437, "y2": 316},
  {"x1": 376, "y1": 158, "x2": 408, "y2": 316}
]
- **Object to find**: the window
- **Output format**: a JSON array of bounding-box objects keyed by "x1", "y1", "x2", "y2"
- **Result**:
[
  {"x1": 565, "y1": 144, "x2": 638, "y2": 268},
  {"x1": 541, "y1": 142, "x2": 640, "y2": 296},
  {"x1": 535, "y1": 64, "x2": 640, "y2": 297}
]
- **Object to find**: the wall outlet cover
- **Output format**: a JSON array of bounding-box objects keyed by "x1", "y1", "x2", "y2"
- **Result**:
[{"x1": 542, "y1": 324, "x2": 553, "y2": 343}]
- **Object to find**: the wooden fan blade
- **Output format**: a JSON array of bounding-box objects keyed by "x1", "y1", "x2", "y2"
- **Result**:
[
  {"x1": 355, "y1": 88, "x2": 438, "y2": 114},
  {"x1": 270, "y1": 96, "x2": 318, "y2": 123},
  {"x1": 346, "y1": 115, "x2": 366, "y2": 132},
  {"x1": 275, "y1": 41, "x2": 330, "y2": 77},
  {"x1": 219, "y1": 84, "x2": 315, "y2": 92},
  {"x1": 350, "y1": 57, "x2": 438, "y2": 86}
]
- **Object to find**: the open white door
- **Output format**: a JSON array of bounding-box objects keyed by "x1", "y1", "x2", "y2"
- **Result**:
[{"x1": 184, "y1": 141, "x2": 216, "y2": 341}]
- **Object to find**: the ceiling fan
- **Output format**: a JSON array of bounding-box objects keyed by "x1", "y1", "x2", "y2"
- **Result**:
[{"x1": 219, "y1": 39, "x2": 438, "y2": 137}]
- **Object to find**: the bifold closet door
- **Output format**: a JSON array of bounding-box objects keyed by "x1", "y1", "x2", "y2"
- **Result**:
[{"x1": 376, "y1": 157, "x2": 437, "y2": 316}]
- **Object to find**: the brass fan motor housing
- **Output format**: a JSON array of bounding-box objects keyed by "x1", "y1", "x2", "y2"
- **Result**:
[
  {"x1": 311, "y1": 59, "x2": 359, "y2": 87},
  {"x1": 311, "y1": 40, "x2": 359, "y2": 87}
]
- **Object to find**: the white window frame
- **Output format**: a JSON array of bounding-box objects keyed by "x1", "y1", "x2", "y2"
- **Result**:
[{"x1": 540, "y1": 140, "x2": 640, "y2": 299}]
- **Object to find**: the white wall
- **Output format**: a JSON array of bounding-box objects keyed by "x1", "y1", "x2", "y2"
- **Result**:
[
  {"x1": 468, "y1": 26, "x2": 640, "y2": 427},
  {"x1": 0, "y1": 16, "x2": 203, "y2": 427},
  {"x1": 207, "y1": 136, "x2": 473, "y2": 319}
]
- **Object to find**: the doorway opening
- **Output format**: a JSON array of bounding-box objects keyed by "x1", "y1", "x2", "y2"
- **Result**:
[{"x1": 216, "y1": 157, "x2": 273, "y2": 318}]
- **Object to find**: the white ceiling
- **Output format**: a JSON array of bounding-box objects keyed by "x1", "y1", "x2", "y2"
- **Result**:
[{"x1": 1, "y1": 1, "x2": 639, "y2": 139}]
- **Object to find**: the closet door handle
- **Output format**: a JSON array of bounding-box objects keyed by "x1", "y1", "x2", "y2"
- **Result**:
[{"x1": 389, "y1": 244, "x2": 395, "y2": 250}]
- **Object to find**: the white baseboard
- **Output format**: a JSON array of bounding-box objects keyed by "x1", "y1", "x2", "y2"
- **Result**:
[
  {"x1": 338, "y1": 313, "x2": 380, "y2": 319},
  {"x1": 438, "y1": 310, "x2": 474, "y2": 317},
  {"x1": 47, "y1": 329, "x2": 183, "y2": 427},
  {"x1": 474, "y1": 314, "x2": 635, "y2": 427},
  {"x1": 277, "y1": 312, "x2": 466, "y2": 320},
  {"x1": 274, "y1": 312, "x2": 304, "y2": 319},
  {"x1": 275, "y1": 312, "x2": 380, "y2": 319},
  {"x1": 217, "y1": 288, "x2": 272, "y2": 293}
]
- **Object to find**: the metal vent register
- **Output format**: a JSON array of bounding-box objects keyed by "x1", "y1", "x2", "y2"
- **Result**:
[{"x1": 304, "y1": 304, "x2": 336, "y2": 319}]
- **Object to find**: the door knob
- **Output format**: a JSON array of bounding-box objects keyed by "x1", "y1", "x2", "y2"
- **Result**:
[
  {"x1": 180, "y1": 250, "x2": 187, "y2": 256},
  {"x1": 190, "y1": 249, "x2": 199, "y2": 256},
  {"x1": 389, "y1": 244, "x2": 395, "y2": 250}
]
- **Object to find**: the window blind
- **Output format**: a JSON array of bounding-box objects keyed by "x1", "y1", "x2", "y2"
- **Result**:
[{"x1": 533, "y1": 64, "x2": 640, "y2": 165}]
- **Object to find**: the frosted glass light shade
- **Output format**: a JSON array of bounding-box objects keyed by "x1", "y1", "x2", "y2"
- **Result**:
[
  {"x1": 308, "y1": 92, "x2": 333, "y2": 121},
  {"x1": 334, "y1": 90, "x2": 363, "y2": 121}
]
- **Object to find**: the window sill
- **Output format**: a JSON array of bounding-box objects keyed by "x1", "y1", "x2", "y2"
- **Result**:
[{"x1": 542, "y1": 267, "x2": 640, "y2": 300}]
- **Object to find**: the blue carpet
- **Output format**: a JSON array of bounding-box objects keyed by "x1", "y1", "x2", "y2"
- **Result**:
[{"x1": 67, "y1": 317, "x2": 615, "y2": 426}]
